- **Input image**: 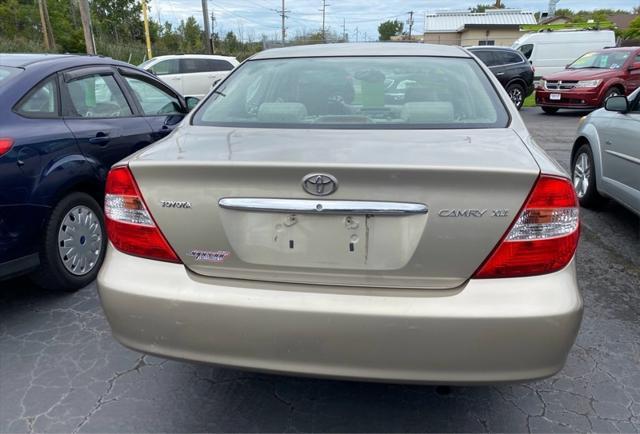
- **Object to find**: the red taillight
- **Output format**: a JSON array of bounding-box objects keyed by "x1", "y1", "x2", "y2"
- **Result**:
[
  {"x1": 0, "y1": 138, "x2": 14, "y2": 157},
  {"x1": 474, "y1": 175, "x2": 579, "y2": 279},
  {"x1": 104, "y1": 166, "x2": 180, "y2": 263}
]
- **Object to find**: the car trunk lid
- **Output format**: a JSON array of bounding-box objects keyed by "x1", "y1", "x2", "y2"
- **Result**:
[{"x1": 129, "y1": 126, "x2": 540, "y2": 289}]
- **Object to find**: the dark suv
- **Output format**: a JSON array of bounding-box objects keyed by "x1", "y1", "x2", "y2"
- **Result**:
[{"x1": 468, "y1": 46, "x2": 535, "y2": 110}]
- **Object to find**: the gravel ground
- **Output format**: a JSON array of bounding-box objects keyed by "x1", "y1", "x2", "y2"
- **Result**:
[{"x1": 1, "y1": 108, "x2": 639, "y2": 433}]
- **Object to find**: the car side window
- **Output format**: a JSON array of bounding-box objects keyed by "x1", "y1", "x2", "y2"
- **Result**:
[
  {"x1": 518, "y1": 44, "x2": 533, "y2": 60},
  {"x1": 180, "y1": 58, "x2": 210, "y2": 74},
  {"x1": 206, "y1": 59, "x2": 234, "y2": 71},
  {"x1": 65, "y1": 74, "x2": 133, "y2": 118},
  {"x1": 123, "y1": 76, "x2": 183, "y2": 115},
  {"x1": 15, "y1": 76, "x2": 59, "y2": 117},
  {"x1": 150, "y1": 59, "x2": 179, "y2": 76},
  {"x1": 501, "y1": 52, "x2": 523, "y2": 65},
  {"x1": 474, "y1": 50, "x2": 498, "y2": 67}
]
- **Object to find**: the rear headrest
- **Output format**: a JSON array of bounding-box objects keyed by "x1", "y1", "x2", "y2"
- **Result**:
[
  {"x1": 257, "y1": 103, "x2": 307, "y2": 123},
  {"x1": 401, "y1": 102, "x2": 454, "y2": 123}
]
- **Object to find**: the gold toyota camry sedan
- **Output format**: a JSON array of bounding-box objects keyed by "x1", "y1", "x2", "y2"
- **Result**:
[{"x1": 97, "y1": 43, "x2": 583, "y2": 384}]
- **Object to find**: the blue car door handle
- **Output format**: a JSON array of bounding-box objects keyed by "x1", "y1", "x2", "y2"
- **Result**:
[{"x1": 89, "y1": 132, "x2": 110, "y2": 145}]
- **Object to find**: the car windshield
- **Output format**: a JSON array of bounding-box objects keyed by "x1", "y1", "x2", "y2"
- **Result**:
[
  {"x1": 0, "y1": 66, "x2": 22, "y2": 85},
  {"x1": 192, "y1": 56, "x2": 509, "y2": 129},
  {"x1": 568, "y1": 51, "x2": 631, "y2": 70}
]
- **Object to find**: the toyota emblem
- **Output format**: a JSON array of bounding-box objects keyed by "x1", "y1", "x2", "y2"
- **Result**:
[{"x1": 301, "y1": 173, "x2": 338, "y2": 196}]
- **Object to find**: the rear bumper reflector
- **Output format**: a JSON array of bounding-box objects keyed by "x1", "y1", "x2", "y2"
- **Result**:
[{"x1": 218, "y1": 198, "x2": 428, "y2": 216}]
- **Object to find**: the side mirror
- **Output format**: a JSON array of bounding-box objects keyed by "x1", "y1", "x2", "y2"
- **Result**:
[
  {"x1": 185, "y1": 96, "x2": 200, "y2": 111},
  {"x1": 211, "y1": 78, "x2": 222, "y2": 88},
  {"x1": 604, "y1": 95, "x2": 629, "y2": 113},
  {"x1": 628, "y1": 62, "x2": 640, "y2": 71}
]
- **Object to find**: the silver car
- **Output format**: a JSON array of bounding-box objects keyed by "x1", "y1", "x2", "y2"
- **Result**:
[
  {"x1": 572, "y1": 89, "x2": 640, "y2": 215},
  {"x1": 98, "y1": 43, "x2": 582, "y2": 384}
]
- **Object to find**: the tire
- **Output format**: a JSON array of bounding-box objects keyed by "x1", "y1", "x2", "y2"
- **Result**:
[
  {"x1": 542, "y1": 106, "x2": 559, "y2": 115},
  {"x1": 571, "y1": 144, "x2": 604, "y2": 209},
  {"x1": 30, "y1": 192, "x2": 106, "y2": 292},
  {"x1": 602, "y1": 87, "x2": 622, "y2": 106},
  {"x1": 506, "y1": 83, "x2": 525, "y2": 110}
]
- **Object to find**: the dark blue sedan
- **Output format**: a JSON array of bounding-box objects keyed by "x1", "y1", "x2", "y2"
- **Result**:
[{"x1": 0, "y1": 54, "x2": 196, "y2": 291}]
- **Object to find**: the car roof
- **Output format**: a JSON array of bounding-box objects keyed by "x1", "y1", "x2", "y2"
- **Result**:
[
  {"x1": 150, "y1": 54, "x2": 237, "y2": 61},
  {"x1": 466, "y1": 46, "x2": 519, "y2": 51},
  {"x1": 0, "y1": 53, "x2": 133, "y2": 70},
  {"x1": 250, "y1": 43, "x2": 469, "y2": 60},
  {"x1": 601, "y1": 46, "x2": 640, "y2": 52},
  {"x1": 0, "y1": 53, "x2": 76, "y2": 68}
]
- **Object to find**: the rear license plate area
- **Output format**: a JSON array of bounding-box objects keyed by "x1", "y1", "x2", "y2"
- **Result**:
[{"x1": 219, "y1": 210, "x2": 426, "y2": 270}]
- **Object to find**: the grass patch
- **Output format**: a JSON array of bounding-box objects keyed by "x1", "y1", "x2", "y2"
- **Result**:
[{"x1": 524, "y1": 92, "x2": 536, "y2": 108}]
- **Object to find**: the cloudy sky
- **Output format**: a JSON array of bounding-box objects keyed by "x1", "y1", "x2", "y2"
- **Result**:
[{"x1": 147, "y1": 0, "x2": 639, "y2": 41}]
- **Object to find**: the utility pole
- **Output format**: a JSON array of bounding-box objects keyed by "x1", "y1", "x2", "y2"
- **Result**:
[
  {"x1": 211, "y1": 11, "x2": 216, "y2": 53},
  {"x1": 277, "y1": 0, "x2": 289, "y2": 46},
  {"x1": 78, "y1": 0, "x2": 96, "y2": 55},
  {"x1": 202, "y1": 0, "x2": 212, "y2": 54},
  {"x1": 342, "y1": 17, "x2": 346, "y2": 41},
  {"x1": 38, "y1": 0, "x2": 51, "y2": 50},
  {"x1": 407, "y1": 11, "x2": 415, "y2": 39},
  {"x1": 320, "y1": 0, "x2": 329, "y2": 42},
  {"x1": 142, "y1": 0, "x2": 152, "y2": 59}
]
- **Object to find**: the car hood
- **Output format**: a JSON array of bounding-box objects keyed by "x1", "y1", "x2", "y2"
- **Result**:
[{"x1": 543, "y1": 68, "x2": 619, "y2": 81}]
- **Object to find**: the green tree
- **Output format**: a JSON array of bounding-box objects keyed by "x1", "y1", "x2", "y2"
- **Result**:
[
  {"x1": 470, "y1": 3, "x2": 506, "y2": 13},
  {"x1": 624, "y1": 15, "x2": 640, "y2": 38},
  {"x1": 223, "y1": 31, "x2": 239, "y2": 52},
  {"x1": 377, "y1": 19, "x2": 403, "y2": 41},
  {"x1": 178, "y1": 16, "x2": 202, "y2": 52}
]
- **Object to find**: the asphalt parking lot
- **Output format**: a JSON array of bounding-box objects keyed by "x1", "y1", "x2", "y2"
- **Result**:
[{"x1": 1, "y1": 108, "x2": 639, "y2": 433}]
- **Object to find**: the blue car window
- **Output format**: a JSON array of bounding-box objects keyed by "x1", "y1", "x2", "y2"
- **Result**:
[
  {"x1": 15, "y1": 76, "x2": 58, "y2": 117},
  {"x1": 124, "y1": 76, "x2": 182, "y2": 115},
  {"x1": 65, "y1": 74, "x2": 133, "y2": 118}
]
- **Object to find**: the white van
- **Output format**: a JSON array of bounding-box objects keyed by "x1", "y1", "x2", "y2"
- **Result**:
[{"x1": 512, "y1": 30, "x2": 616, "y2": 77}]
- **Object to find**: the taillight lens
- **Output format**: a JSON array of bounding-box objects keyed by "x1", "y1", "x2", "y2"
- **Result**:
[
  {"x1": 0, "y1": 138, "x2": 14, "y2": 157},
  {"x1": 105, "y1": 166, "x2": 180, "y2": 263},
  {"x1": 474, "y1": 175, "x2": 579, "y2": 279}
]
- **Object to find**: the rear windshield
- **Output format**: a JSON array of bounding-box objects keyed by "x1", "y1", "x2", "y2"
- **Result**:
[
  {"x1": 0, "y1": 66, "x2": 22, "y2": 84},
  {"x1": 192, "y1": 56, "x2": 509, "y2": 129}
]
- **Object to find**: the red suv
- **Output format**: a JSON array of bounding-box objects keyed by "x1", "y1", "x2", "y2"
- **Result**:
[{"x1": 536, "y1": 47, "x2": 640, "y2": 114}]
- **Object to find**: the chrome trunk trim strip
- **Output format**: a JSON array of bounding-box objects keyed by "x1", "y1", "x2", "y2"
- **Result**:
[{"x1": 218, "y1": 198, "x2": 428, "y2": 216}]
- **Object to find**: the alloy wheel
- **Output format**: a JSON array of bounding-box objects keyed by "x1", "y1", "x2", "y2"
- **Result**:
[
  {"x1": 573, "y1": 152, "x2": 591, "y2": 198},
  {"x1": 57, "y1": 205, "x2": 103, "y2": 276},
  {"x1": 509, "y1": 87, "x2": 524, "y2": 108}
]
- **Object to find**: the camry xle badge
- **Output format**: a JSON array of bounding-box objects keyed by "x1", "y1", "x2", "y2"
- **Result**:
[
  {"x1": 161, "y1": 200, "x2": 192, "y2": 209},
  {"x1": 438, "y1": 209, "x2": 509, "y2": 217},
  {"x1": 302, "y1": 173, "x2": 338, "y2": 196}
]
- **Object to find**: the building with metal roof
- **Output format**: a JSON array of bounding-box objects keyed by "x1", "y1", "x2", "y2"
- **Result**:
[{"x1": 424, "y1": 9, "x2": 537, "y2": 47}]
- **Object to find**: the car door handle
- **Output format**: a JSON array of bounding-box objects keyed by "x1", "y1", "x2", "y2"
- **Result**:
[
  {"x1": 495, "y1": 72, "x2": 505, "y2": 76},
  {"x1": 158, "y1": 125, "x2": 172, "y2": 136},
  {"x1": 89, "y1": 133, "x2": 110, "y2": 145}
]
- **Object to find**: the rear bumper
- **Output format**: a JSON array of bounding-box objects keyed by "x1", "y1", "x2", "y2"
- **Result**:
[
  {"x1": 536, "y1": 88, "x2": 602, "y2": 109},
  {"x1": 98, "y1": 246, "x2": 583, "y2": 384}
]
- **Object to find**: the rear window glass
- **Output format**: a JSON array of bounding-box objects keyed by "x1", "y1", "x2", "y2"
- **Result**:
[
  {"x1": 192, "y1": 56, "x2": 509, "y2": 129},
  {"x1": 0, "y1": 66, "x2": 22, "y2": 84}
]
